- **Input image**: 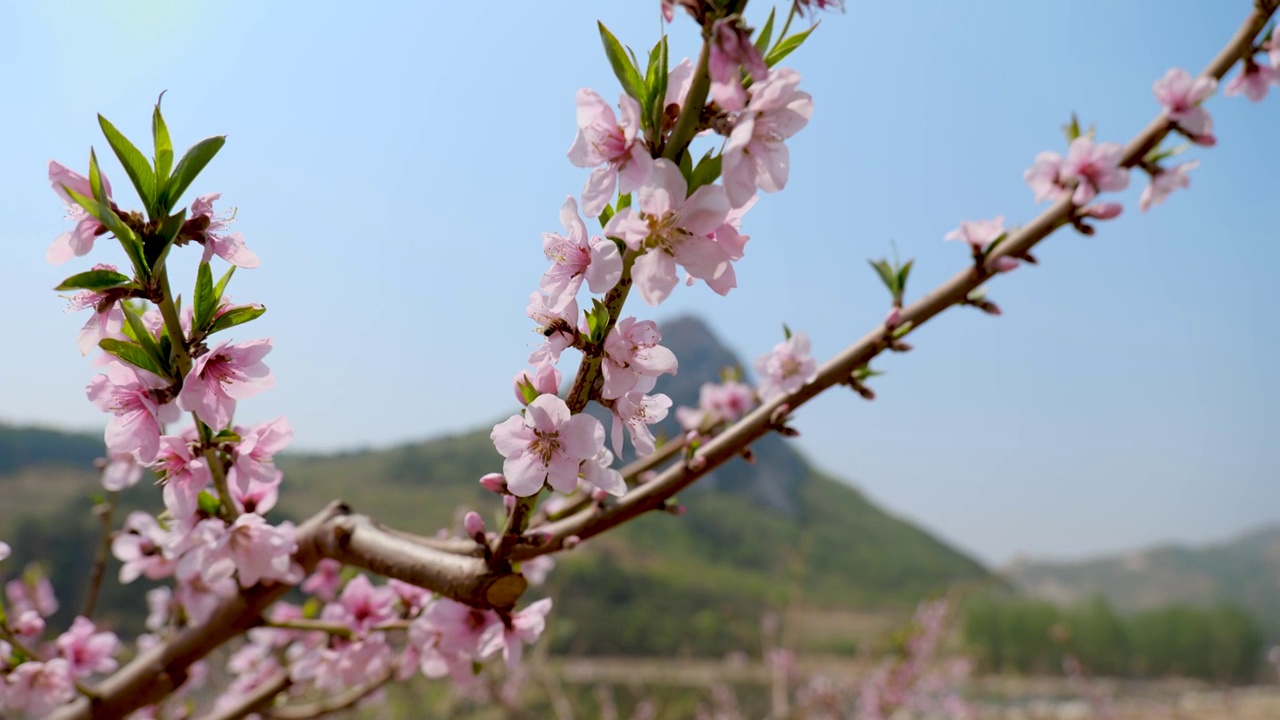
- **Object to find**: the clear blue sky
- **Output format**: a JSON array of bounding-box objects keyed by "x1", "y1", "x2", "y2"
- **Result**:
[{"x1": 1, "y1": 1, "x2": 1276, "y2": 566}]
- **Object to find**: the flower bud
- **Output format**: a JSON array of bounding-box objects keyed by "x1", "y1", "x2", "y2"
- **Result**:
[
  {"x1": 479, "y1": 473, "x2": 506, "y2": 494},
  {"x1": 591, "y1": 487, "x2": 610, "y2": 504},
  {"x1": 13, "y1": 610, "x2": 44, "y2": 637},
  {"x1": 1083, "y1": 202, "x2": 1123, "y2": 220},
  {"x1": 563, "y1": 535, "x2": 581, "y2": 550},
  {"x1": 526, "y1": 530, "x2": 553, "y2": 547},
  {"x1": 688, "y1": 455, "x2": 707, "y2": 472},
  {"x1": 884, "y1": 306, "x2": 902, "y2": 329},
  {"x1": 991, "y1": 256, "x2": 1019, "y2": 273},
  {"x1": 463, "y1": 511, "x2": 485, "y2": 541}
]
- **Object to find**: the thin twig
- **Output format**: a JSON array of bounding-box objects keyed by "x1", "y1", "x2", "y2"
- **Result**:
[
  {"x1": 265, "y1": 669, "x2": 393, "y2": 720},
  {"x1": 80, "y1": 490, "x2": 120, "y2": 620}
]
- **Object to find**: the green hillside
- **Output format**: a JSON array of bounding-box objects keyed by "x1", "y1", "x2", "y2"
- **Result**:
[{"x1": 0, "y1": 316, "x2": 989, "y2": 655}]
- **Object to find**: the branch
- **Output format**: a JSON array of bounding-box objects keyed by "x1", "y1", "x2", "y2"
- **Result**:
[
  {"x1": 195, "y1": 673, "x2": 290, "y2": 720},
  {"x1": 80, "y1": 490, "x2": 120, "y2": 620},
  {"x1": 507, "y1": 2, "x2": 1278, "y2": 560},
  {"x1": 265, "y1": 669, "x2": 393, "y2": 719}
]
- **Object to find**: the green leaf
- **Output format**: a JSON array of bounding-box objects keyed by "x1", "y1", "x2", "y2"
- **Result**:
[
  {"x1": 616, "y1": 193, "x2": 631, "y2": 211},
  {"x1": 586, "y1": 298, "x2": 611, "y2": 343},
  {"x1": 897, "y1": 259, "x2": 914, "y2": 293},
  {"x1": 645, "y1": 35, "x2": 669, "y2": 132},
  {"x1": 99, "y1": 114, "x2": 157, "y2": 210},
  {"x1": 147, "y1": 208, "x2": 188, "y2": 271},
  {"x1": 63, "y1": 186, "x2": 137, "y2": 248},
  {"x1": 152, "y1": 99, "x2": 174, "y2": 184},
  {"x1": 212, "y1": 428, "x2": 241, "y2": 443},
  {"x1": 99, "y1": 338, "x2": 165, "y2": 377},
  {"x1": 689, "y1": 151, "x2": 722, "y2": 194},
  {"x1": 207, "y1": 304, "x2": 266, "y2": 336},
  {"x1": 119, "y1": 302, "x2": 169, "y2": 375},
  {"x1": 1062, "y1": 112, "x2": 1082, "y2": 142},
  {"x1": 764, "y1": 22, "x2": 818, "y2": 67},
  {"x1": 598, "y1": 22, "x2": 645, "y2": 102},
  {"x1": 677, "y1": 148, "x2": 694, "y2": 184},
  {"x1": 516, "y1": 376, "x2": 540, "y2": 405},
  {"x1": 88, "y1": 149, "x2": 107, "y2": 204},
  {"x1": 54, "y1": 269, "x2": 133, "y2": 292},
  {"x1": 782, "y1": 323, "x2": 792, "y2": 341},
  {"x1": 598, "y1": 203, "x2": 615, "y2": 228},
  {"x1": 754, "y1": 7, "x2": 777, "y2": 55},
  {"x1": 214, "y1": 265, "x2": 236, "y2": 301},
  {"x1": 194, "y1": 262, "x2": 215, "y2": 331},
  {"x1": 164, "y1": 136, "x2": 226, "y2": 211},
  {"x1": 196, "y1": 491, "x2": 221, "y2": 516},
  {"x1": 891, "y1": 320, "x2": 914, "y2": 339},
  {"x1": 868, "y1": 259, "x2": 896, "y2": 293}
]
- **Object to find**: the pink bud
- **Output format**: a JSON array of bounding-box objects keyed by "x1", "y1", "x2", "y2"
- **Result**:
[
  {"x1": 769, "y1": 403, "x2": 791, "y2": 425},
  {"x1": 591, "y1": 487, "x2": 610, "y2": 503},
  {"x1": 984, "y1": 302, "x2": 1002, "y2": 316},
  {"x1": 665, "y1": 503, "x2": 687, "y2": 516},
  {"x1": 688, "y1": 455, "x2": 707, "y2": 472},
  {"x1": 463, "y1": 511, "x2": 485, "y2": 540},
  {"x1": 1191, "y1": 133, "x2": 1216, "y2": 147},
  {"x1": 527, "y1": 530, "x2": 552, "y2": 547},
  {"x1": 13, "y1": 610, "x2": 44, "y2": 637},
  {"x1": 479, "y1": 473, "x2": 506, "y2": 494},
  {"x1": 563, "y1": 535, "x2": 581, "y2": 550},
  {"x1": 503, "y1": 495, "x2": 516, "y2": 512},
  {"x1": 1083, "y1": 202, "x2": 1123, "y2": 220},
  {"x1": 991, "y1": 256, "x2": 1020, "y2": 274},
  {"x1": 638, "y1": 471, "x2": 657, "y2": 485},
  {"x1": 884, "y1": 306, "x2": 902, "y2": 329},
  {"x1": 685, "y1": 430, "x2": 702, "y2": 445}
]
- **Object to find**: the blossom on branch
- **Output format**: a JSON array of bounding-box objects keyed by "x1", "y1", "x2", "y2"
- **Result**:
[
  {"x1": 1139, "y1": 160, "x2": 1198, "y2": 212},
  {"x1": 541, "y1": 196, "x2": 622, "y2": 309},
  {"x1": 55, "y1": 616, "x2": 120, "y2": 678},
  {"x1": 491, "y1": 394, "x2": 605, "y2": 496},
  {"x1": 610, "y1": 390, "x2": 672, "y2": 456},
  {"x1": 568, "y1": 89, "x2": 653, "y2": 218},
  {"x1": 601, "y1": 316, "x2": 678, "y2": 400},
  {"x1": 64, "y1": 264, "x2": 127, "y2": 355},
  {"x1": 177, "y1": 338, "x2": 275, "y2": 430},
  {"x1": 944, "y1": 216, "x2": 1005, "y2": 250},
  {"x1": 723, "y1": 68, "x2": 814, "y2": 208},
  {"x1": 190, "y1": 193, "x2": 260, "y2": 268},
  {"x1": 1061, "y1": 137, "x2": 1130, "y2": 205},
  {"x1": 709, "y1": 17, "x2": 769, "y2": 112},
  {"x1": 1153, "y1": 68, "x2": 1217, "y2": 144},
  {"x1": 604, "y1": 159, "x2": 733, "y2": 305},
  {"x1": 526, "y1": 292, "x2": 579, "y2": 364},
  {"x1": 47, "y1": 160, "x2": 112, "y2": 265},
  {"x1": 755, "y1": 331, "x2": 817, "y2": 401},
  {"x1": 86, "y1": 361, "x2": 181, "y2": 464}
]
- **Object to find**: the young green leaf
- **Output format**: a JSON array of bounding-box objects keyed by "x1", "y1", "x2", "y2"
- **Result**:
[
  {"x1": 598, "y1": 22, "x2": 645, "y2": 102},
  {"x1": 616, "y1": 193, "x2": 631, "y2": 211},
  {"x1": 62, "y1": 186, "x2": 142, "y2": 260},
  {"x1": 213, "y1": 265, "x2": 236, "y2": 301},
  {"x1": 207, "y1": 304, "x2": 266, "y2": 336},
  {"x1": 99, "y1": 339, "x2": 165, "y2": 378},
  {"x1": 646, "y1": 35, "x2": 669, "y2": 132},
  {"x1": 868, "y1": 259, "x2": 897, "y2": 293},
  {"x1": 782, "y1": 323, "x2": 793, "y2": 341},
  {"x1": 152, "y1": 100, "x2": 174, "y2": 184},
  {"x1": 196, "y1": 491, "x2": 222, "y2": 516},
  {"x1": 598, "y1": 203, "x2": 615, "y2": 227},
  {"x1": 88, "y1": 149, "x2": 107, "y2": 204},
  {"x1": 99, "y1": 114, "x2": 157, "y2": 211},
  {"x1": 764, "y1": 23, "x2": 818, "y2": 67},
  {"x1": 754, "y1": 7, "x2": 777, "y2": 55},
  {"x1": 54, "y1": 269, "x2": 133, "y2": 293},
  {"x1": 517, "y1": 376, "x2": 540, "y2": 405},
  {"x1": 689, "y1": 151, "x2": 722, "y2": 193},
  {"x1": 194, "y1": 262, "x2": 215, "y2": 332},
  {"x1": 163, "y1": 136, "x2": 226, "y2": 211},
  {"x1": 677, "y1": 148, "x2": 694, "y2": 184}
]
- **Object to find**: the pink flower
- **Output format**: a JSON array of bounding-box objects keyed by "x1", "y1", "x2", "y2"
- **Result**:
[
  {"x1": 100, "y1": 451, "x2": 144, "y2": 491},
  {"x1": 301, "y1": 559, "x2": 344, "y2": 602},
  {"x1": 526, "y1": 293, "x2": 579, "y2": 365},
  {"x1": 12, "y1": 610, "x2": 45, "y2": 639},
  {"x1": 604, "y1": 159, "x2": 732, "y2": 305},
  {"x1": 1153, "y1": 68, "x2": 1217, "y2": 141},
  {"x1": 1139, "y1": 160, "x2": 1199, "y2": 212},
  {"x1": 64, "y1": 264, "x2": 127, "y2": 355},
  {"x1": 541, "y1": 197, "x2": 624, "y2": 309},
  {"x1": 186, "y1": 514, "x2": 299, "y2": 588},
  {"x1": 514, "y1": 363, "x2": 562, "y2": 405},
  {"x1": 4, "y1": 659, "x2": 76, "y2": 716},
  {"x1": 1024, "y1": 151, "x2": 1068, "y2": 203},
  {"x1": 567, "y1": 89, "x2": 654, "y2": 218},
  {"x1": 228, "y1": 416, "x2": 292, "y2": 493},
  {"x1": 755, "y1": 331, "x2": 817, "y2": 401},
  {"x1": 1061, "y1": 137, "x2": 1129, "y2": 205},
  {"x1": 709, "y1": 18, "x2": 769, "y2": 112},
  {"x1": 1225, "y1": 58, "x2": 1279, "y2": 102},
  {"x1": 610, "y1": 391, "x2": 672, "y2": 457},
  {"x1": 943, "y1": 216, "x2": 1005, "y2": 249},
  {"x1": 321, "y1": 574, "x2": 397, "y2": 637},
  {"x1": 112, "y1": 511, "x2": 176, "y2": 583},
  {"x1": 580, "y1": 422, "x2": 626, "y2": 497},
  {"x1": 601, "y1": 317, "x2": 679, "y2": 400},
  {"x1": 478, "y1": 598, "x2": 553, "y2": 667},
  {"x1": 86, "y1": 361, "x2": 181, "y2": 464},
  {"x1": 177, "y1": 338, "x2": 275, "y2": 430},
  {"x1": 47, "y1": 160, "x2": 112, "y2": 265},
  {"x1": 676, "y1": 380, "x2": 757, "y2": 431},
  {"x1": 55, "y1": 616, "x2": 119, "y2": 678},
  {"x1": 491, "y1": 395, "x2": 605, "y2": 496},
  {"x1": 666, "y1": 58, "x2": 695, "y2": 110},
  {"x1": 153, "y1": 435, "x2": 212, "y2": 519},
  {"x1": 723, "y1": 68, "x2": 813, "y2": 208},
  {"x1": 520, "y1": 555, "x2": 555, "y2": 586},
  {"x1": 410, "y1": 598, "x2": 500, "y2": 683},
  {"x1": 190, "y1": 193, "x2": 260, "y2": 268}
]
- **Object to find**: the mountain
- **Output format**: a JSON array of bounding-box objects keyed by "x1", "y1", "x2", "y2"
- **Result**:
[
  {"x1": 0, "y1": 315, "x2": 990, "y2": 656},
  {"x1": 1003, "y1": 525, "x2": 1280, "y2": 639}
]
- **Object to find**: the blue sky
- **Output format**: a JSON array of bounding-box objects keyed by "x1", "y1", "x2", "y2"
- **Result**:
[{"x1": 1, "y1": 1, "x2": 1276, "y2": 565}]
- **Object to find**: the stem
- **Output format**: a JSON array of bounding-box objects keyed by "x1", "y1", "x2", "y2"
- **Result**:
[
  {"x1": 197, "y1": 420, "x2": 239, "y2": 520},
  {"x1": 196, "y1": 673, "x2": 290, "y2": 720},
  {"x1": 662, "y1": 44, "x2": 712, "y2": 163},
  {"x1": 155, "y1": 268, "x2": 192, "y2": 376},
  {"x1": 265, "y1": 669, "x2": 393, "y2": 720},
  {"x1": 80, "y1": 490, "x2": 120, "y2": 620}
]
